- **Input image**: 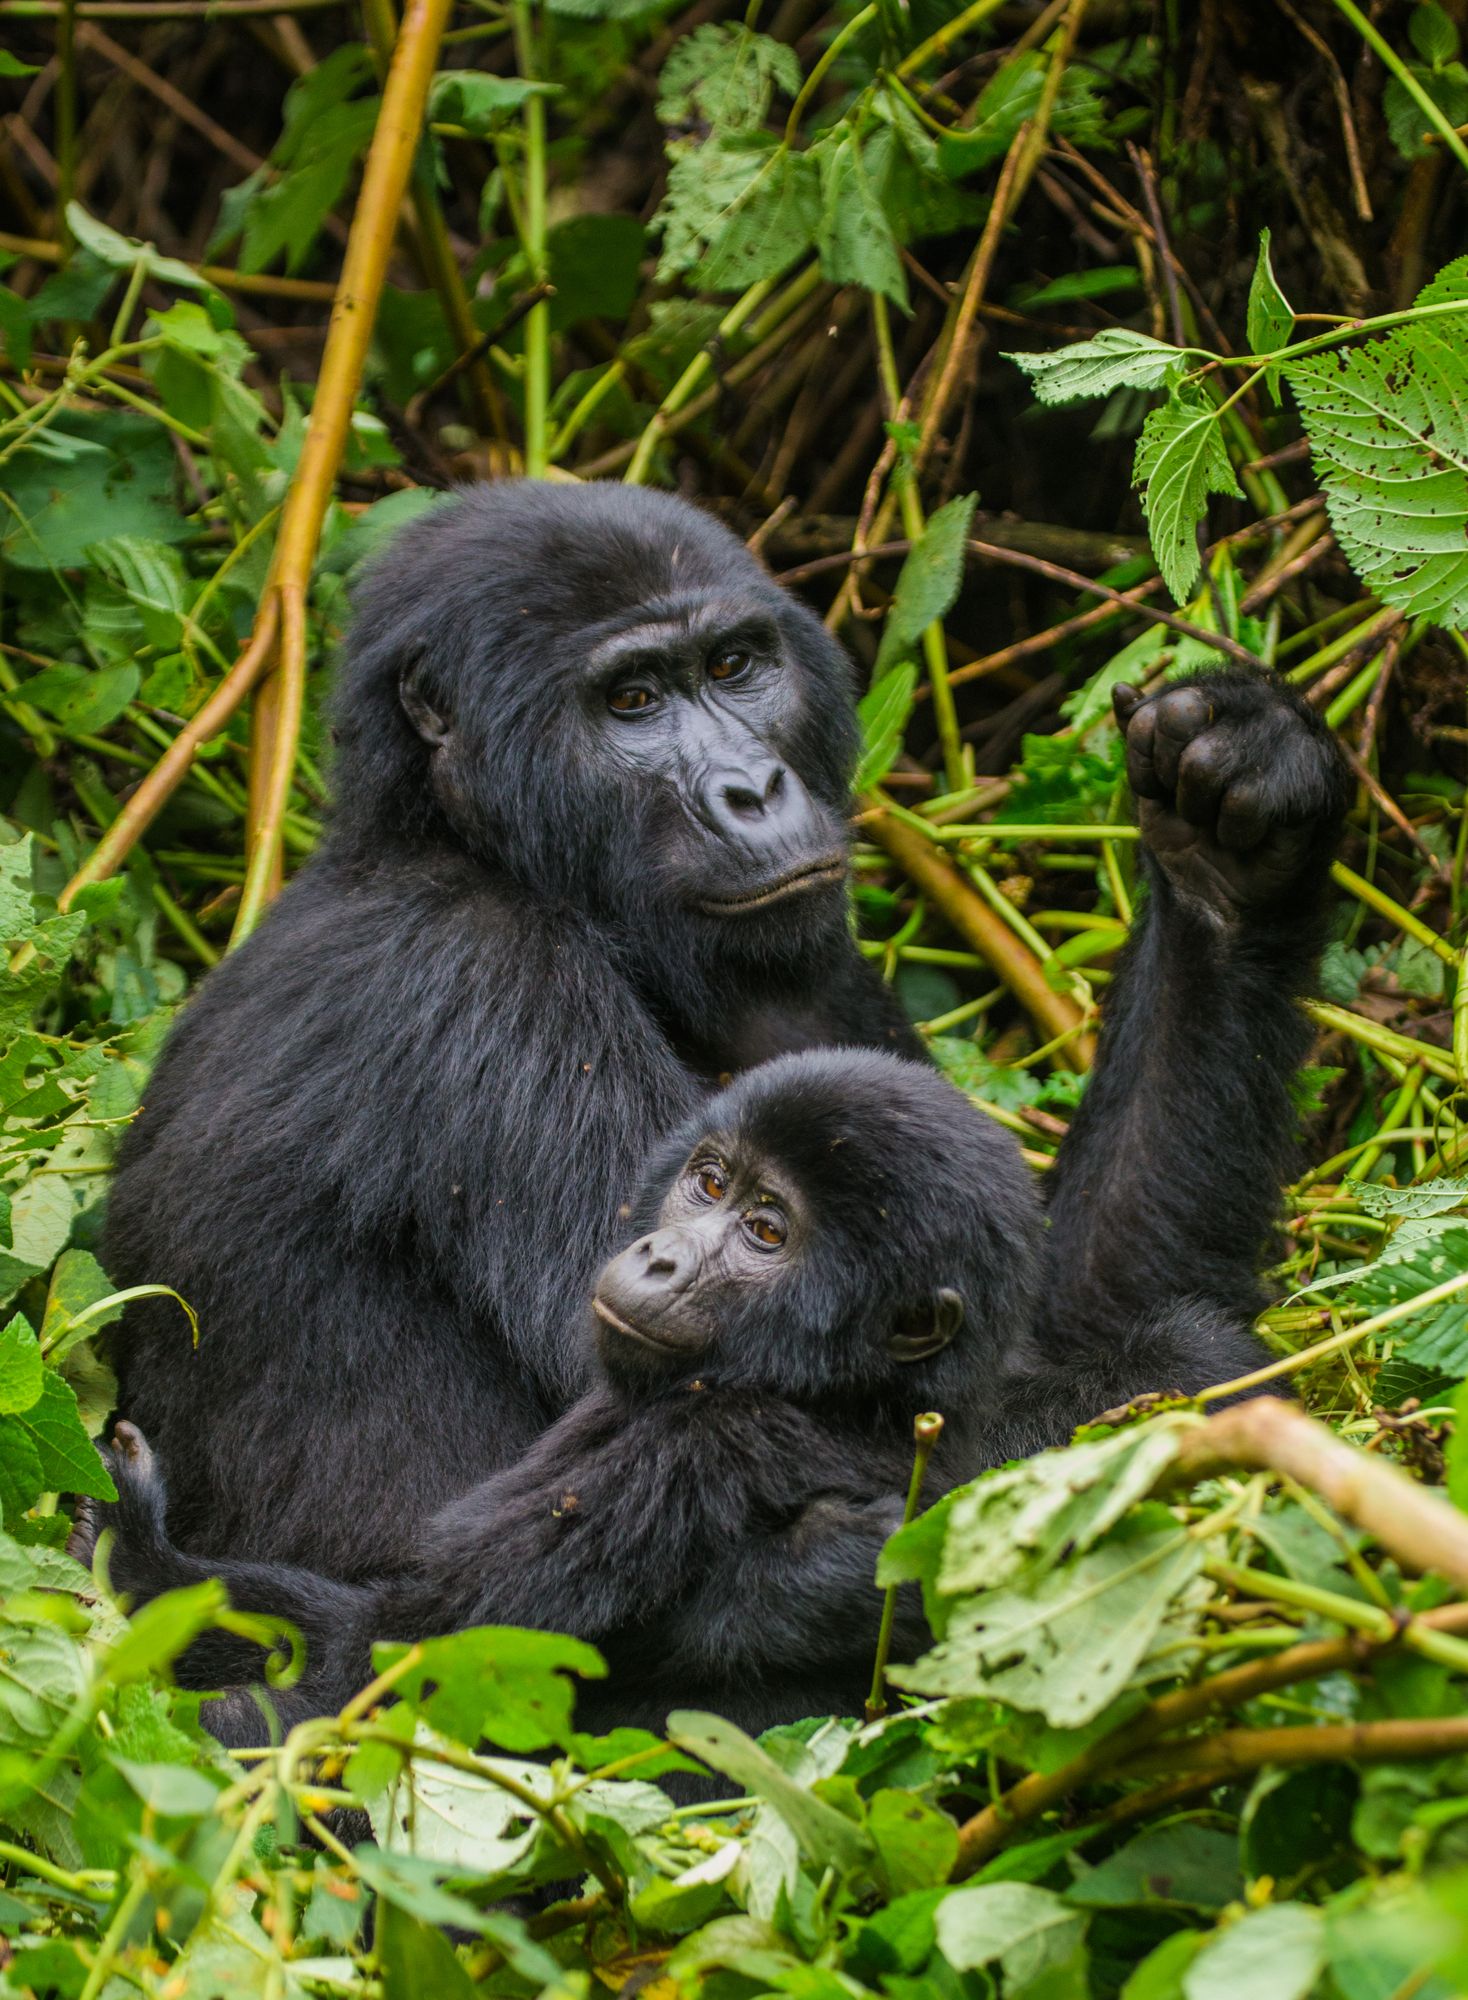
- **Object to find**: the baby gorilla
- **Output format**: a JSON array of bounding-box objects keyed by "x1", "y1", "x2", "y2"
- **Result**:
[{"x1": 86, "y1": 1050, "x2": 1049, "y2": 1748}]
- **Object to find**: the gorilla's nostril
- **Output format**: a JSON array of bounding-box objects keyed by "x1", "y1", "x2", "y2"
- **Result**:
[
  {"x1": 765, "y1": 766, "x2": 786, "y2": 803},
  {"x1": 722, "y1": 782, "x2": 764, "y2": 818}
]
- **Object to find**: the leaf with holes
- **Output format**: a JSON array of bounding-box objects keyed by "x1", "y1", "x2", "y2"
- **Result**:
[
  {"x1": 1287, "y1": 318, "x2": 1468, "y2": 624},
  {"x1": 1006, "y1": 329, "x2": 1191, "y2": 406},
  {"x1": 1132, "y1": 388, "x2": 1241, "y2": 604}
]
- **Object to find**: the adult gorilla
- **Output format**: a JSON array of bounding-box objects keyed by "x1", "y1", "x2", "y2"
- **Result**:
[{"x1": 106, "y1": 482, "x2": 920, "y2": 1579}]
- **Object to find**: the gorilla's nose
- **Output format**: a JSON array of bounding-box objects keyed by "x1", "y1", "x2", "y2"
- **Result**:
[
  {"x1": 706, "y1": 756, "x2": 815, "y2": 850},
  {"x1": 612, "y1": 1226, "x2": 701, "y2": 1301}
]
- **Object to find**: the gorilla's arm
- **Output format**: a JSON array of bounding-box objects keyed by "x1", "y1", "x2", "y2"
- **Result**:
[
  {"x1": 85, "y1": 1396, "x2": 912, "y2": 1743},
  {"x1": 1024, "y1": 673, "x2": 1348, "y2": 1415}
]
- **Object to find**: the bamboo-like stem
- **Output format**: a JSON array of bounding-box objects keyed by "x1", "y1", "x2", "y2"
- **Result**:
[
  {"x1": 233, "y1": 0, "x2": 454, "y2": 943},
  {"x1": 512, "y1": 0, "x2": 550, "y2": 475},
  {"x1": 863, "y1": 802, "x2": 1095, "y2": 1067}
]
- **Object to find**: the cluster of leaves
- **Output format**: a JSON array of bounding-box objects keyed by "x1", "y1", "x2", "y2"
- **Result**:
[{"x1": 3, "y1": 0, "x2": 1468, "y2": 1993}]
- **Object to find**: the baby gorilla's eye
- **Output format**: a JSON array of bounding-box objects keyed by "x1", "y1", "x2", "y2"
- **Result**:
[
  {"x1": 694, "y1": 1164, "x2": 728, "y2": 1203},
  {"x1": 608, "y1": 684, "x2": 656, "y2": 715},
  {"x1": 744, "y1": 1209, "x2": 786, "y2": 1249},
  {"x1": 707, "y1": 647, "x2": 751, "y2": 683}
]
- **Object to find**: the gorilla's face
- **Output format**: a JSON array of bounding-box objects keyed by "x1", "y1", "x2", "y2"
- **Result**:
[
  {"x1": 336, "y1": 482, "x2": 861, "y2": 967},
  {"x1": 575, "y1": 593, "x2": 849, "y2": 921}
]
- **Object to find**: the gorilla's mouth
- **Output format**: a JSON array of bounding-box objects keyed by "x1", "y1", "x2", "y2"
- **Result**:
[
  {"x1": 696, "y1": 854, "x2": 846, "y2": 916},
  {"x1": 591, "y1": 1295, "x2": 686, "y2": 1351}
]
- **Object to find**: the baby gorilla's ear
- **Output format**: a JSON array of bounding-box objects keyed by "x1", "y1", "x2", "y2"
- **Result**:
[
  {"x1": 399, "y1": 658, "x2": 452, "y2": 748},
  {"x1": 888, "y1": 1288, "x2": 964, "y2": 1362}
]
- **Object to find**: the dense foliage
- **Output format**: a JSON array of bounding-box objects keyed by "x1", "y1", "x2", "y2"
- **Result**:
[{"x1": 2, "y1": 0, "x2": 1468, "y2": 1994}]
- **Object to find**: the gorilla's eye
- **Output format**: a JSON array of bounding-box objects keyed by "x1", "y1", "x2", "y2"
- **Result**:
[
  {"x1": 707, "y1": 647, "x2": 751, "y2": 683},
  {"x1": 608, "y1": 683, "x2": 657, "y2": 715},
  {"x1": 744, "y1": 1209, "x2": 786, "y2": 1249},
  {"x1": 694, "y1": 1164, "x2": 728, "y2": 1203}
]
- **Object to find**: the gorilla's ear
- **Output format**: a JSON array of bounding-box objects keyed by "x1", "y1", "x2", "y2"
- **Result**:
[
  {"x1": 399, "y1": 659, "x2": 452, "y2": 748},
  {"x1": 888, "y1": 1288, "x2": 964, "y2": 1362}
]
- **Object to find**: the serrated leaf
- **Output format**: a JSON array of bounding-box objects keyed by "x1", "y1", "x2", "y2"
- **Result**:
[
  {"x1": 1413, "y1": 1, "x2": 1460, "y2": 63},
  {"x1": 11, "y1": 1372, "x2": 116, "y2": 1501},
  {"x1": 1383, "y1": 62, "x2": 1468, "y2": 159},
  {"x1": 1133, "y1": 389, "x2": 1242, "y2": 603},
  {"x1": 876, "y1": 492, "x2": 978, "y2": 674},
  {"x1": 1247, "y1": 227, "x2": 1293, "y2": 404},
  {"x1": 697, "y1": 145, "x2": 820, "y2": 293},
  {"x1": 816, "y1": 133, "x2": 907, "y2": 309},
  {"x1": 892, "y1": 1511, "x2": 1202, "y2": 1725},
  {"x1": 656, "y1": 23, "x2": 798, "y2": 131},
  {"x1": 1287, "y1": 319, "x2": 1468, "y2": 624},
  {"x1": 429, "y1": 69, "x2": 553, "y2": 135},
  {"x1": 1007, "y1": 329, "x2": 1190, "y2": 406}
]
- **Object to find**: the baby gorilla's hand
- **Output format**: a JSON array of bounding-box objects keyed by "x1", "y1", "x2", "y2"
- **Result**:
[
  {"x1": 1114, "y1": 673, "x2": 1347, "y2": 921},
  {"x1": 67, "y1": 1420, "x2": 172, "y2": 1588}
]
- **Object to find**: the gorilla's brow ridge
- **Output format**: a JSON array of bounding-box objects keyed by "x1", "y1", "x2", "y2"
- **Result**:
[{"x1": 582, "y1": 596, "x2": 779, "y2": 670}]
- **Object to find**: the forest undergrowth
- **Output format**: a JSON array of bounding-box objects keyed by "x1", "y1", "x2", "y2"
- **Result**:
[{"x1": 3, "y1": 0, "x2": 1468, "y2": 1994}]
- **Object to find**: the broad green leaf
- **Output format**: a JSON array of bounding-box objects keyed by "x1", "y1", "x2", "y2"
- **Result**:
[
  {"x1": 1122, "y1": 1929, "x2": 1204, "y2": 2000},
  {"x1": 1067, "y1": 1824, "x2": 1242, "y2": 1911},
  {"x1": 20, "y1": 663, "x2": 140, "y2": 736},
  {"x1": 893, "y1": 1510, "x2": 1203, "y2": 1725},
  {"x1": 876, "y1": 492, "x2": 978, "y2": 675},
  {"x1": 816, "y1": 132, "x2": 907, "y2": 309},
  {"x1": 429, "y1": 69, "x2": 553, "y2": 135},
  {"x1": 1305, "y1": 1224, "x2": 1468, "y2": 1371},
  {"x1": 936, "y1": 1882, "x2": 1087, "y2": 1987},
  {"x1": 372, "y1": 1624, "x2": 605, "y2": 1751},
  {"x1": 0, "y1": 1416, "x2": 46, "y2": 1520},
  {"x1": 656, "y1": 23, "x2": 798, "y2": 131},
  {"x1": 1286, "y1": 312, "x2": 1468, "y2": 624},
  {"x1": 698, "y1": 145, "x2": 821, "y2": 293},
  {"x1": 1358, "y1": 1175, "x2": 1468, "y2": 1220},
  {"x1": 1183, "y1": 1903, "x2": 1325, "y2": 2000},
  {"x1": 11, "y1": 1372, "x2": 117, "y2": 1502},
  {"x1": 1384, "y1": 61, "x2": 1468, "y2": 159},
  {"x1": 377, "y1": 1903, "x2": 477, "y2": 2000},
  {"x1": 1133, "y1": 388, "x2": 1242, "y2": 603},
  {"x1": 666, "y1": 1711, "x2": 876, "y2": 1879},
  {"x1": 1413, "y1": 2, "x2": 1460, "y2": 63},
  {"x1": 1, "y1": 413, "x2": 188, "y2": 572},
  {"x1": 0, "y1": 1314, "x2": 42, "y2": 1417},
  {"x1": 656, "y1": 132, "x2": 781, "y2": 281},
  {"x1": 855, "y1": 662, "x2": 916, "y2": 792},
  {"x1": 64, "y1": 204, "x2": 212, "y2": 292},
  {"x1": 868, "y1": 1789, "x2": 959, "y2": 1893},
  {"x1": 1007, "y1": 329, "x2": 1190, "y2": 405}
]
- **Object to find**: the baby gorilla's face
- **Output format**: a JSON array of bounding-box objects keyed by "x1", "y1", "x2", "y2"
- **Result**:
[{"x1": 591, "y1": 1137, "x2": 800, "y2": 1371}]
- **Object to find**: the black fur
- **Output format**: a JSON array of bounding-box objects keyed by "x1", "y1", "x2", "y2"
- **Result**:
[
  {"x1": 99, "y1": 473, "x2": 1347, "y2": 1691},
  {"x1": 106, "y1": 483, "x2": 919, "y2": 1581}
]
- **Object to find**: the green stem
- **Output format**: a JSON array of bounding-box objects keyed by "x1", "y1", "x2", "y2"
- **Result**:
[
  {"x1": 56, "y1": 0, "x2": 78, "y2": 254},
  {"x1": 785, "y1": 3, "x2": 876, "y2": 143},
  {"x1": 512, "y1": 0, "x2": 550, "y2": 475},
  {"x1": 1325, "y1": 0, "x2": 1468, "y2": 175},
  {"x1": 866, "y1": 1412, "x2": 944, "y2": 1721},
  {"x1": 1330, "y1": 860, "x2": 1458, "y2": 967},
  {"x1": 624, "y1": 274, "x2": 780, "y2": 485}
]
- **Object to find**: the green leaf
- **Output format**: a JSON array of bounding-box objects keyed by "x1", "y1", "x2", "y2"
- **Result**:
[
  {"x1": 1286, "y1": 312, "x2": 1468, "y2": 625},
  {"x1": 855, "y1": 662, "x2": 917, "y2": 792},
  {"x1": 1182, "y1": 1903, "x2": 1326, "y2": 2000},
  {"x1": 0, "y1": 1314, "x2": 43, "y2": 1417},
  {"x1": 1133, "y1": 387, "x2": 1242, "y2": 603},
  {"x1": 1007, "y1": 329, "x2": 1190, "y2": 405},
  {"x1": 20, "y1": 663, "x2": 140, "y2": 736},
  {"x1": 816, "y1": 132, "x2": 907, "y2": 309},
  {"x1": 876, "y1": 492, "x2": 979, "y2": 674},
  {"x1": 429, "y1": 69, "x2": 553, "y2": 135},
  {"x1": 936, "y1": 1882, "x2": 1088, "y2": 1988},
  {"x1": 1320, "y1": 1225, "x2": 1468, "y2": 1372},
  {"x1": 64, "y1": 204, "x2": 213, "y2": 292},
  {"x1": 1247, "y1": 228, "x2": 1294, "y2": 404},
  {"x1": 377, "y1": 1903, "x2": 477, "y2": 2000},
  {"x1": 1413, "y1": 1, "x2": 1460, "y2": 63},
  {"x1": 868, "y1": 1789, "x2": 959, "y2": 1893},
  {"x1": 11, "y1": 1372, "x2": 117, "y2": 1502},
  {"x1": 697, "y1": 144, "x2": 821, "y2": 293},
  {"x1": 0, "y1": 50, "x2": 40, "y2": 75},
  {"x1": 656, "y1": 23, "x2": 798, "y2": 131},
  {"x1": 666, "y1": 1711, "x2": 877, "y2": 1880},
  {"x1": 893, "y1": 1510, "x2": 1203, "y2": 1726},
  {"x1": 1122, "y1": 1929, "x2": 1204, "y2": 2000},
  {"x1": 372, "y1": 1624, "x2": 605, "y2": 1750},
  {"x1": 1384, "y1": 62, "x2": 1468, "y2": 159},
  {"x1": 1067, "y1": 1825, "x2": 1242, "y2": 1911}
]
